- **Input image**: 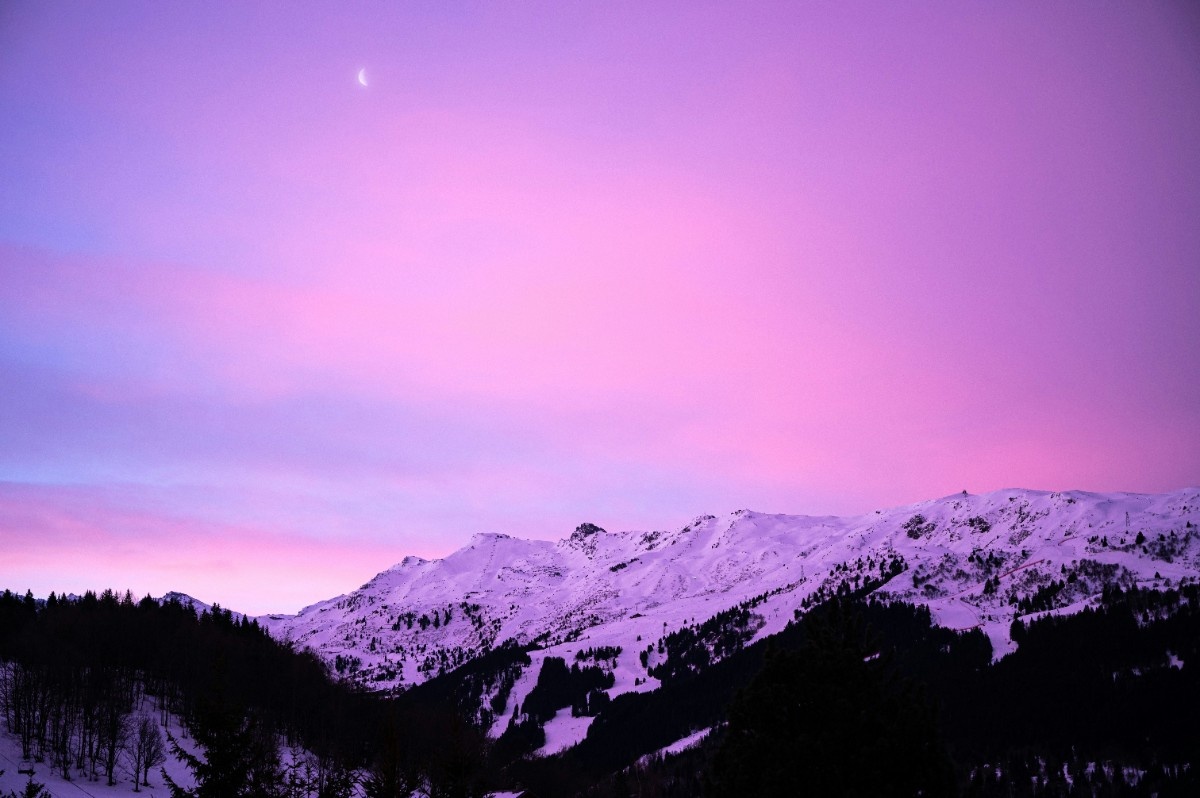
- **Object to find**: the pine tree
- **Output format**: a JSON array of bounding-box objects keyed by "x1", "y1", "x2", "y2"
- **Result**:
[
  {"x1": 163, "y1": 697, "x2": 283, "y2": 798},
  {"x1": 362, "y1": 721, "x2": 420, "y2": 798},
  {"x1": 5, "y1": 778, "x2": 52, "y2": 798},
  {"x1": 708, "y1": 599, "x2": 955, "y2": 797}
]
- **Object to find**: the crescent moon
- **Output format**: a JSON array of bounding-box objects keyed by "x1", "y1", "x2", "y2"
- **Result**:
[{"x1": 357, "y1": 68, "x2": 368, "y2": 87}]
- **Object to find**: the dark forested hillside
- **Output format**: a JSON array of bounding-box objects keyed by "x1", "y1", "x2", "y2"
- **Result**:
[
  {"x1": 0, "y1": 589, "x2": 372, "y2": 759},
  {"x1": 0, "y1": 589, "x2": 492, "y2": 797},
  {"x1": 509, "y1": 587, "x2": 1200, "y2": 797},
  {"x1": 952, "y1": 585, "x2": 1200, "y2": 796},
  {"x1": 3, "y1": 584, "x2": 1197, "y2": 797}
]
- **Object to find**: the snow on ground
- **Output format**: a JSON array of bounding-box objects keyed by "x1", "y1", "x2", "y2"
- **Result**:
[
  {"x1": 636, "y1": 726, "x2": 714, "y2": 766},
  {"x1": 0, "y1": 711, "x2": 195, "y2": 798},
  {"x1": 660, "y1": 726, "x2": 712, "y2": 756},
  {"x1": 0, "y1": 696, "x2": 338, "y2": 798},
  {"x1": 927, "y1": 598, "x2": 982, "y2": 631},
  {"x1": 536, "y1": 710, "x2": 594, "y2": 756}
]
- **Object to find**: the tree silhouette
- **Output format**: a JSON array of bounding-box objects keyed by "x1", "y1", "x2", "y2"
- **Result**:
[
  {"x1": 163, "y1": 691, "x2": 283, "y2": 798},
  {"x1": 708, "y1": 599, "x2": 955, "y2": 797},
  {"x1": 126, "y1": 713, "x2": 166, "y2": 790}
]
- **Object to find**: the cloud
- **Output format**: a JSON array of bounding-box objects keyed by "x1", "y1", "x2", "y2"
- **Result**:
[{"x1": 1, "y1": 2, "x2": 1197, "y2": 611}]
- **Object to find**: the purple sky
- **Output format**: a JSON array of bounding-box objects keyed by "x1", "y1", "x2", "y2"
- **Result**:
[{"x1": 2, "y1": 2, "x2": 1198, "y2": 614}]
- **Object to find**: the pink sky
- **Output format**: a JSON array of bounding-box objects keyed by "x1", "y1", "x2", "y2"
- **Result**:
[{"x1": 1, "y1": 2, "x2": 1197, "y2": 614}]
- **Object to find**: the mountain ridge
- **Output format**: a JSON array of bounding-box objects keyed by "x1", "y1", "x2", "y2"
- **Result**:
[{"x1": 261, "y1": 486, "x2": 1200, "y2": 745}]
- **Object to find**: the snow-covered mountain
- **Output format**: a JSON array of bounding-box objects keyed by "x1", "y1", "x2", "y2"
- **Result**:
[
  {"x1": 259, "y1": 487, "x2": 1199, "y2": 750},
  {"x1": 264, "y1": 487, "x2": 1197, "y2": 680},
  {"x1": 159, "y1": 591, "x2": 246, "y2": 622}
]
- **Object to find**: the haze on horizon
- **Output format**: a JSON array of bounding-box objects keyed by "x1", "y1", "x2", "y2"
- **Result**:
[{"x1": 1, "y1": 2, "x2": 1197, "y2": 615}]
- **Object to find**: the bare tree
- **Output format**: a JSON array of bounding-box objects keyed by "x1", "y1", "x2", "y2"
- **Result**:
[
  {"x1": 48, "y1": 687, "x2": 79, "y2": 780},
  {"x1": 297, "y1": 748, "x2": 357, "y2": 798},
  {"x1": 1, "y1": 662, "x2": 52, "y2": 762},
  {"x1": 124, "y1": 714, "x2": 166, "y2": 791},
  {"x1": 78, "y1": 694, "x2": 101, "y2": 780},
  {"x1": 97, "y1": 702, "x2": 131, "y2": 786}
]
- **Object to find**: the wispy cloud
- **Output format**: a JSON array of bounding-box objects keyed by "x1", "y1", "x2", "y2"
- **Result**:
[{"x1": 1, "y1": 2, "x2": 1197, "y2": 611}]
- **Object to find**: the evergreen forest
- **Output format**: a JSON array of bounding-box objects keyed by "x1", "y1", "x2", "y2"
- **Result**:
[{"x1": 1, "y1": 584, "x2": 1197, "y2": 797}]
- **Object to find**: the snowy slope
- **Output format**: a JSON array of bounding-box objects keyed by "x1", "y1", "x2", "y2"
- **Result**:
[
  {"x1": 261, "y1": 488, "x2": 1200, "y2": 750},
  {"x1": 0, "y1": 702, "x2": 196, "y2": 798}
]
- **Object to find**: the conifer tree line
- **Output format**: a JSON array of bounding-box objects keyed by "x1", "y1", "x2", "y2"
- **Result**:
[
  {"x1": 0, "y1": 588, "x2": 491, "y2": 797},
  {"x1": 4, "y1": 583, "x2": 1199, "y2": 797},
  {"x1": 0, "y1": 590, "x2": 168, "y2": 787},
  {"x1": 516, "y1": 586, "x2": 1200, "y2": 797}
]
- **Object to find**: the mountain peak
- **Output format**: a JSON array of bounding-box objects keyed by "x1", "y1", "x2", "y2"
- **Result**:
[
  {"x1": 470, "y1": 532, "x2": 512, "y2": 543},
  {"x1": 568, "y1": 522, "x2": 606, "y2": 540},
  {"x1": 261, "y1": 486, "x2": 1200, "y2": 698}
]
